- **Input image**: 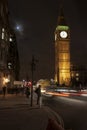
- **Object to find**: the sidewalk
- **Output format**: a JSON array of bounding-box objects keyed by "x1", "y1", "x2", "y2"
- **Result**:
[{"x1": 0, "y1": 93, "x2": 64, "y2": 130}]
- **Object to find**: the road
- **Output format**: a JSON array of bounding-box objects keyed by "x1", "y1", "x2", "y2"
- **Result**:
[
  {"x1": 0, "y1": 94, "x2": 64, "y2": 130},
  {"x1": 42, "y1": 94, "x2": 87, "y2": 130}
]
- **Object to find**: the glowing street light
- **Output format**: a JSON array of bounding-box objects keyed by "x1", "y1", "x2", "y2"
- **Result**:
[{"x1": 3, "y1": 77, "x2": 10, "y2": 85}]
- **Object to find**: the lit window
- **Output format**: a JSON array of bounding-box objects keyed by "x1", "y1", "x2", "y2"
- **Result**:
[
  {"x1": 76, "y1": 77, "x2": 79, "y2": 81},
  {"x1": 76, "y1": 73, "x2": 79, "y2": 76},
  {"x1": 8, "y1": 62, "x2": 12, "y2": 69},
  {"x1": 9, "y1": 38, "x2": 12, "y2": 42},
  {"x1": 2, "y1": 28, "x2": 5, "y2": 39},
  {"x1": 2, "y1": 28, "x2": 4, "y2": 32}
]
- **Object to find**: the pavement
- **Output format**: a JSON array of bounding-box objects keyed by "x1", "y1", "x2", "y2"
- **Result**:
[{"x1": 0, "y1": 92, "x2": 65, "y2": 130}]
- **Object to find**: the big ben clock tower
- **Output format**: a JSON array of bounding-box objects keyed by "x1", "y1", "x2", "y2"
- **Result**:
[{"x1": 55, "y1": 8, "x2": 71, "y2": 86}]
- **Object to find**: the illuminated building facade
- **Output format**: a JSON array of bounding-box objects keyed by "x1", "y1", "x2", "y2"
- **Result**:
[{"x1": 55, "y1": 8, "x2": 70, "y2": 86}]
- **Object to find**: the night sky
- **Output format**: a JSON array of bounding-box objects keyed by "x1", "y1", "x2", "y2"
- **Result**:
[{"x1": 8, "y1": 0, "x2": 87, "y2": 81}]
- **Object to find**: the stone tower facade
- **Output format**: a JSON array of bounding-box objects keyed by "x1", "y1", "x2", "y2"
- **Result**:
[{"x1": 55, "y1": 8, "x2": 71, "y2": 86}]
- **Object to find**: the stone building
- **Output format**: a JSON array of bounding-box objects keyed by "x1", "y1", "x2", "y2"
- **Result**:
[
  {"x1": 54, "y1": 8, "x2": 71, "y2": 86},
  {"x1": 0, "y1": 0, "x2": 20, "y2": 90}
]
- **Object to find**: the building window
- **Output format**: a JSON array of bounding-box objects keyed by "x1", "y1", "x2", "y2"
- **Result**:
[
  {"x1": 2, "y1": 28, "x2": 5, "y2": 39},
  {"x1": 76, "y1": 73, "x2": 79, "y2": 76},
  {"x1": 9, "y1": 37, "x2": 13, "y2": 42}
]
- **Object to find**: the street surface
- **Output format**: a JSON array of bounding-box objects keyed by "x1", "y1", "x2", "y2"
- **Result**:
[
  {"x1": 43, "y1": 94, "x2": 87, "y2": 130},
  {"x1": 0, "y1": 93, "x2": 64, "y2": 130}
]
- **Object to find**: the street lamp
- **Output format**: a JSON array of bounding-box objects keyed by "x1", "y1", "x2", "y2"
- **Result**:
[
  {"x1": 30, "y1": 55, "x2": 38, "y2": 107},
  {"x1": 3, "y1": 77, "x2": 10, "y2": 85}
]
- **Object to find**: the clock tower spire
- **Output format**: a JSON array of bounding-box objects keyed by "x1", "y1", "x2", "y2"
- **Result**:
[
  {"x1": 54, "y1": 7, "x2": 71, "y2": 86},
  {"x1": 58, "y1": 7, "x2": 67, "y2": 25}
]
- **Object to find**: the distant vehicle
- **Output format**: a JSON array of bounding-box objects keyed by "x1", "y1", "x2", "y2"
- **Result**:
[{"x1": 41, "y1": 87, "x2": 46, "y2": 93}]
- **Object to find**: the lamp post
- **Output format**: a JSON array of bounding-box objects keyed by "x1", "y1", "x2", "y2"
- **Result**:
[{"x1": 30, "y1": 55, "x2": 38, "y2": 107}]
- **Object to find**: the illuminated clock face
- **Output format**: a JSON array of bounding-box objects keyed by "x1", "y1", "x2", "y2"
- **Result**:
[{"x1": 60, "y1": 31, "x2": 67, "y2": 38}]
